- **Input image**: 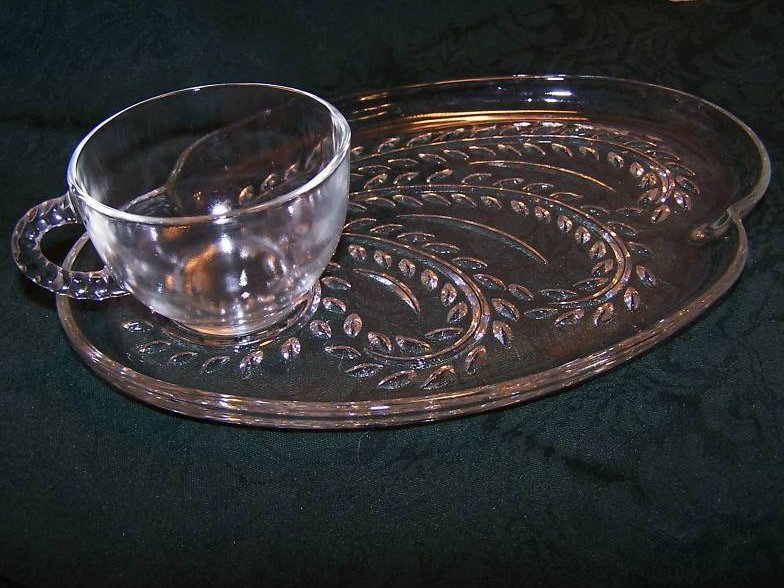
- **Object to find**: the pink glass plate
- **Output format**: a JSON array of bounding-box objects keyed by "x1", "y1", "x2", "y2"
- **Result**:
[{"x1": 57, "y1": 76, "x2": 770, "y2": 428}]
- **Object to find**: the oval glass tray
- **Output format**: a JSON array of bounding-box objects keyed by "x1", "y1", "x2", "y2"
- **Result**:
[{"x1": 57, "y1": 76, "x2": 770, "y2": 428}]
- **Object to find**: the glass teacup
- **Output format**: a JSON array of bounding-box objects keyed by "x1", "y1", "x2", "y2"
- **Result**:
[{"x1": 12, "y1": 84, "x2": 351, "y2": 337}]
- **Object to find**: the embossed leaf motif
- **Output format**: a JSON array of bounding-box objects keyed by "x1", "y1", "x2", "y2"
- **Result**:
[
  {"x1": 676, "y1": 175, "x2": 700, "y2": 195},
  {"x1": 369, "y1": 223, "x2": 404, "y2": 236},
  {"x1": 607, "y1": 151, "x2": 625, "y2": 168},
  {"x1": 367, "y1": 332, "x2": 394, "y2": 353},
  {"x1": 461, "y1": 172, "x2": 493, "y2": 184},
  {"x1": 423, "y1": 242, "x2": 460, "y2": 255},
  {"x1": 522, "y1": 142, "x2": 547, "y2": 156},
  {"x1": 525, "y1": 181, "x2": 556, "y2": 192},
  {"x1": 398, "y1": 258, "x2": 416, "y2": 277},
  {"x1": 629, "y1": 161, "x2": 645, "y2": 177},
  {"x1": 344, "y1": 217, "x2": 377, "y2": 232},
  {"x1": 262, "y1": 172, "x2": 280, "y2": 189},
  {"x1": 492, "y1": 298, "x2": 520, "y2": 322},
  {"x1": 451, "y1": 192, "x2": 477, "y2": 207},
  {"x1": 480, "y1": 195, "x2": 503, "y2": 210},
  {"x1": 321, "y1": 276, "x2": 351, "y2": 291},
  {"x1": 573, "y1": 277, "x2": 609, "y2": 293},
  {"x1": 635, "y1": 265, "x2": 658, "y2": 288},
  {"x1": 425, "y1": 327, "x2": 463, "y2": 342},
  {"x1": 475, "y1": 274, "x2": 506, "y2": 291},
  {"x1": 426, "y1": 168, "x2": 454, "y2": 183},
  {"x1": 444, "y1": 148, "x2": 470, "y2": 160},
  {"x1": 348, "y1": 244, "x2": 367, "y2": 261},
  {"x1": 395, "y1": 336, "x2": 432, "y2": 355},
  {"x1": 421, "y1": 269, "x2": 438, "y2": 291},
  {"x1": 589, "y1": 241, "x2": 607, "y2": 261},
  {"x1": 551, "y1": 142, "x2": 573, "y2": 157},
  {"x1": 507, "y1": 283, "x2": 534, "y2": 301},
  {"x1": 624, "y1": 287, "x2": 641, "y2": 311},
  {"x1": 554, "y1": 309, "x2": 586, "y2": 328},
  {"x1": 447, "y1": 302, "x2": 469, "y2": 323},
  {"x1": 309, "y1": 320, "x2": 332, "y2": 340},
  {"x1": 464, "y1": 346, "x2": 487, "y2": 375},
  {"x1": 627, "y1": 139, "x2": 657, "y2": 151},
  {"x1": 524, "y1": 308, "x2": 559, "y2": 320},
  {"x1": 363, "y1": 172, "x2": 388, "y2": 190},
  {"x1": 440, "y1": 283, "x2": 458, "y2": 305},
  {"x1": 499, "y1": 176, "x2": 534, "y2": 189},
  {"x1": 167, "y1": 351, "x2": 197, "y2": 367},
  {"x1": 452, "y1": 257, "x2": 487, "y2": 270},
  {"x1": 593, "y1": 302, "x2": 615, "y2": 326},
  {"x1": 397, "y1": 231, "x2": 435, "y2": 244},
  {"x1": 324, "y1": 345, "x2": 361, "y2": 360},
  {"x1": 674, "y1": 191, "x2": 693, "y2": 211},
  {"x1": 419, "y1": 152, "x2": 447, "y2": 165},
  {"x1": 201, "y1": 356, "x2": 231, "y2": 374},
  {"x1": 574, "y1": 226, "x2": 591, "y2": 244},
  {"x1": 639, "y1": 188, "x2": 659, "y2": 205},
  {"x1": 439, "y1": 127, "x2": 467, "y2": 140},
  {"x1": 607, "y1": 221, "x2": 638, "y2": 237},
  {"x1": 392, "y1": 193, "x2": 423, "y2": 207},
  {"x1": 496, "y1": 143, "x2": 522, "y2": 157},
  {"x1": 422, "y1": 365, "x2": 456, "y2": 390},
  {"x1": 511, "y1": 200, "x2": 530, "y2": 216},
  {"x1": 377, "y1": 137, "x2": 400, "y2": 152},
  {"x1": 540, "y1": 288, "x2": 577, "y2": 302},
  {"x1": 137, "y1": 340, "x2": 170, "y2": 355},
  {"x1": 373, "y1": 250, "x2": 392, "y2": 268},
  {"x1": 378, "y1": 370, "x2": 416, "y2": 390},
  {"x1": 557, "y1": 214, "x2": 574, "y2": 233},
  {"x1": 346, "y1": 363, "x2": 384, "y2": 378},
  {"x1": 393, "y1": 172, "x2": 420, "y2": 185},
  {"x1": 322, "y1": 297, "x2": 347, "y2": 314},
  {"x1": 581, "y1": 205, "x2": 608, "y2": 216},
  {"x1": 534, "y1": 206, "x2": 551, "y2": 222},
  {"x1": 617, "y1": 207, "x2": 644, "y2": 218},
  {"x1": 467, "y1": 145, "x2": 494, "y2": 157},
  {"x1": 421, "y1": 192, "x2": 452, "y2": 206},
  {"x1": 628, "y1": 242, "x2": 653, "y2": 259},
  {"x1": 356, "y1": 164, "x2": 389, "y2": 175},
  {"x1": 238, "y1": 350, "x2": 265, "y2": 377},
  {"x1": 280, "y1": 337, "x2": 301, "y2": 361},
  {"x1": 650, "y1": 204, "x2": 671, "y2": 224},
  {"x1": 343, "y1": 313, "x2": 363, "y2": 338},
  {"x1": 363, "y1": 196, "x2": 396, "y2": 209},
  {"x1": 406, "y1": 132, "x2": 433, "y2": 146},
  {"x1": 552, "y1": 190, "x2": 583, "y2": 200},
  {"x1": 639, "y1": 172, "x2": 658, "y2": 189},
  {"x1": 492, "y1": 321, "x2": 512, "y2": 347}
]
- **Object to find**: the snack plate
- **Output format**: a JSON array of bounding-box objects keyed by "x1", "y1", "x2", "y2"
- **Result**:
[{"x1": 56, "y1": 76, "x2": 770, "y2": 428}]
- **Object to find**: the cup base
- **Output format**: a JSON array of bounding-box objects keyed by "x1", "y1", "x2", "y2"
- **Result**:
[{"x1": 164, "y1": 286, "x2": 320, "y2": 347}]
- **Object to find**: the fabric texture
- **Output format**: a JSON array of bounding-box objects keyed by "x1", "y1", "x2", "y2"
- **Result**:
[{"x1": 1, "y1": 1, "x2": 782, "y2": 586}]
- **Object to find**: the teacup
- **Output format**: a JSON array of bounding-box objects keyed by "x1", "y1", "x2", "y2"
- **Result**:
[{"x1": 12, "y1": 83, "x2": 351, "y2": 337}]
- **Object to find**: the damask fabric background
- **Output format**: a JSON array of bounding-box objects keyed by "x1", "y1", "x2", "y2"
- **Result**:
[{"x1": 1, "y1": 0, "x2": 782, "y2": 586}]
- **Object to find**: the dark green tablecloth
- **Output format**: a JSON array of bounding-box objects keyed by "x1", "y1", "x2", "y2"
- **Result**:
[{"x1": 1, "y1": 1, "x2": 782, "y2": 586}]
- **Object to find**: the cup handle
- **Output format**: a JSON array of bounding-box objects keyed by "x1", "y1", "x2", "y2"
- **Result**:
[{"x1": 11, "y1": 194, "x2": 127, "y2": 300}]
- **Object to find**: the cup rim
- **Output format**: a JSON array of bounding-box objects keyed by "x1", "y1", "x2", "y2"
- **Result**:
[{"x1": 66, "y1": 83, "x2": 351, "y2": 226}]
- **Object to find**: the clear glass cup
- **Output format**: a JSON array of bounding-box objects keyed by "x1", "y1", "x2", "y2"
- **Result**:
[{"x1": 12, "y1": 83, "x2": 351, "y2": 336}]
